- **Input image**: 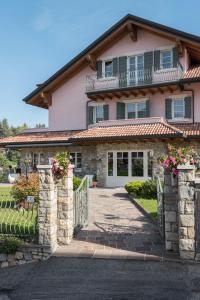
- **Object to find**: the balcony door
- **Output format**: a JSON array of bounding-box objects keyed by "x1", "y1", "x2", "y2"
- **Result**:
[{"x1": 128, "y1": 55, "x2": 144, "y2": 86}]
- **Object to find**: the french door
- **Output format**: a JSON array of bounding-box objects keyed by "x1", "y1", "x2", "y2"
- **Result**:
[
  {"x1": 128, "y1": 55, "x2": 144, "y2": 86},
  {"x1": 107, "y1": 151, "x2": 152, "y2": 187}
]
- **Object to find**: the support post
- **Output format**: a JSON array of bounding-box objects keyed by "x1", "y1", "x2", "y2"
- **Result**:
[
  {"x1": 38, "y1": 165, "x2": 57, "y2": 252},
  {"x1": 177, "y1": 165, "x2": 195, "y2": 260}
]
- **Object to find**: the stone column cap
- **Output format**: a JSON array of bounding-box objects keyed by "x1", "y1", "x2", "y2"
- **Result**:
[
  {"x1": 177, "y1": 164, "x2": 195, "y2": 170},
  {"x1": 37, "y1": 165, "x2": 52, "y2": 169}
]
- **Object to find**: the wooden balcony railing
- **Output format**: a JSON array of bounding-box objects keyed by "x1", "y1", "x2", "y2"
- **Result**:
[{"x1": 86, "y1": 64, "x2": 183, "y2": 92}]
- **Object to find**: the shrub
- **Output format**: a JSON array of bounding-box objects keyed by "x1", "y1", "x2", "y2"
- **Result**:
[
  {"x1": 141, "y1": 179, "x2": 157, "y2": 199},
  {"x1": 11, "y1": 173, "x2": 39, "y2": 202},
  {"x1": 125, "y1": 181, "x2": 143, "y2": 197},
  {"x1": 0, "y1": 236, "x2": 22, "y2": 254},
  {"x1": 73, "y1": 176, "x2": 82, "y2": 191},
  {"x1": 125, "y1": 179, "x2": 157, "y2": 199}
]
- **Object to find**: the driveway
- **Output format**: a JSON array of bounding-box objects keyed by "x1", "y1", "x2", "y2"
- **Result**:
[
  {"x1": 56, "y1": 188, "x2": 164, "y2": 259},
  {"x1": 0, "y1": 258, "x2": 200, "y2": 299}
]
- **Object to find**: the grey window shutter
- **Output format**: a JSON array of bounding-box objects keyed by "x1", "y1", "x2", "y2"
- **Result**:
[
  {"x1": 146, "y1": 100, "x2": 150, "y2": 117},
  {"x1": 96, "y1": 60, "x2": 102, "y2": 79},
  {"x1": 103, "y1": 104, "x2": 109, "y2": 120},
  {"x1": 154, "y1": 50, "x2": 160, "y2": 71},
  {"x1": 184, "y1": 96, "x2": 192, "y2": 118},
  {"x1": 173, "y1": 47, "x2": 178, "y2": 68},
  {"x1": 88, "y1": 106, "x2": 94, "y2": 125},
  {"x1": 113, "y1": 57, "x2": 118, "y2": 77},
  {"x1": 165, "y1": 98, "x2": 172, "y2": 119},
  {"x1": 144, "y1": 52, "x2": 153, "y2": 84},
  {"x1": 117, "y1": 102, "x2": 125, "y2": 119},
  {"x1": 119, "y1": 56, "x2": 127, "y2": 87}
]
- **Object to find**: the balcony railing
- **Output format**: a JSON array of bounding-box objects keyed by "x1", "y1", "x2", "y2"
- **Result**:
[{"x1": 86, "y1": 64, "x2": 183, "y2": 93}]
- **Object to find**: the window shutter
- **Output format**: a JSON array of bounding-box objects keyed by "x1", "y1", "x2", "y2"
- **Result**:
[
  {"x1": 113, "y1": 57, "x2": 118, "y2": 77},
  {"x1": 154, "y1": 50, "x2": 160, "y2": 71},
  {"x1": 103, "y1": 104, "x2": 109, "y2": 120},
  {"x1": 88, "y1": 106, "x2": 94, "y2": 125},
  {"x1": 144, "y1": 52, "x2": 153, "y2": 84},
  {"x1": 117, "y1": 102, "x2": 125, "y2": 119},
  {"x1": 146, "y1": 100, "x2": 150, "y2": 117},
  {"x1": 165, "y1": 98, "x2": 172, "y2": 119},
  {"x1": 119, "y1": 56, "x2": 127, "y2": 87},
  {"x1": 173, "y1": 47, "x2": 178, "y2": 68},
  {"x1": 96, "y1": 60, "x2": 102, "y2": 79},
  {"x1": 184, "y1": 96, "x2": 192, "y2": 118}
]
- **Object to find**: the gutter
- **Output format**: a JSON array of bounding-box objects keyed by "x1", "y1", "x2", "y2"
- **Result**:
[{"x1": 5, "y1": 142, "x2": 72, "y2": 149}]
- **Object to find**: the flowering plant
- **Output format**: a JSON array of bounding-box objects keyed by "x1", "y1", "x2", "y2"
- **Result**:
[
  {"x1": 51, "y1": 152, "x2": 70, "y2": 179},
  {"x1": 160, "y1": 144, "x2": 197, "y2": 176}
]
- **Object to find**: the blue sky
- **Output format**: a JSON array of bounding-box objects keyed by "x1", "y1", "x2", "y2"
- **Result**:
[{"x1": 0, "y1": 0, "x2": 200, "y2": 127}]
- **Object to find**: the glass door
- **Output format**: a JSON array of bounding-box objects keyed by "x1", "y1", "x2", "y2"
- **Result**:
[{"x1": 128, "y1": 55, "x2": 144, "y2": 86}]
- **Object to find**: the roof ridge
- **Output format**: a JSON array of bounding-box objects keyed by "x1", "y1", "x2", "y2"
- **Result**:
[{"x1": 161, "y1": 121, "x2": 185, "y2": 135}]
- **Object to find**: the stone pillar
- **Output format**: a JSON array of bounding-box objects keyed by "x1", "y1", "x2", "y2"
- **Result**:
[
  {"x1": 57, "y1": 165, "x2": 74, "y2": 245},
  {"x1": 38, "y1": 165, "x2": 57, "y2": 252},
  {"x1": 177, "y1": 165, "x2": 195, "y2": 260},
  {"x1": 164, "y1": 170, "x2": 179, "y2": 252}
]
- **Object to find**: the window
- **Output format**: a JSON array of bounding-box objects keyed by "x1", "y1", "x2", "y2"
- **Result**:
[
  {"x1": 160, "y1": 50, "x2": 172, "y2": 69},
  {"x1": 104, "y1": 60, "x2": 113, "y2": 78},
  {"x1": 31, "y1": 153, "x2": 45, "y2": 170},
  {"x1": 95, "y1": 105, "x2": 104, "y2": 123},
  {"x1": 108, "y1": 152, "x2": 113, "y2": 176},
  {"x1": 172, "y1": 99, "x2": 184, "y2": 119},
  {"x1": 131, "y1": 152, "x2": 144, "y2": 177},
  {"x1": 117, "y1": 152, "x2": 128, "y2": 176},
  {"x1": 126, "y1": 101, "x2": 147, "y2": 119},
  {"x1": 70, "y1": 152, "x2": 82, "y2": 170}
]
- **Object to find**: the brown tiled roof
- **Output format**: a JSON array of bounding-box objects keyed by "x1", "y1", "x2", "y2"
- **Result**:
[
  {"x1": 183, "y1": 65, "x2": 200, "y2": 80},
  {"x1": 0, "y1": 130, "x2": 81, "y2": 146},
  {"x1": 175, "y1": 123, "x2": 200, "y2": 136},
  {"x1": 69, "y1": 122, "x2": 183, "y2": 142}
]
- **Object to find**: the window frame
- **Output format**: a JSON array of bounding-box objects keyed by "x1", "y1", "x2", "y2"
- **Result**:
[
  {"x1": 124, "y1": 99, "x2": 147, "y2": 119},
  {"x1": 102, "y1": 59, "x2": 114, "y2": 78},
  {"x1": 70, "y1": 152, "x2": 82, "y2": 171},
  {"x1": 172, "y1": 98, "x2": 185, "y2": 120},
  {"x1": 160, "y1": 49, "x2": 173, "y2": 70}
]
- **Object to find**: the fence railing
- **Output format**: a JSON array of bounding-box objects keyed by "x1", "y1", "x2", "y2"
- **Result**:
[
  {"x1": 0, "y1": 194, "x2": 38, "y2": 241},
  {"x1": 86, "y1": 64, "x2": 183, "y2": 92},
  {"x1": 157, "y1": 175, "x2": 165, "y2": 238},
  {"x1": 73, "y1": 175, "x2": 89, "y2": 235}
]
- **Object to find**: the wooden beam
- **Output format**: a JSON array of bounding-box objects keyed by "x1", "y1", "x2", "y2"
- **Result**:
[
  {"x1": 40, "y1": 92, "x2": 52, "y2": 107},
  {"x1": 167, "y1": 86, "x2": 174, "y2": 93},
  {"x1": 126, "y1": 22, "x2": 137, "y2": 42},
  {"x1": 105, "y1": 93, "x2": 112, "y2": 100},
  {"x1": 147, "y1": 89, "x2": 155, "y2": 95},
  {"x1": 158, "y1": 87, "x2": 164, "y2": 94},
  {"x1": 176, "y1": 39, "x2": 183, "y2": 57},
  {"x1": 86, "y1": 54, "x2": 96, "y2": 71}
]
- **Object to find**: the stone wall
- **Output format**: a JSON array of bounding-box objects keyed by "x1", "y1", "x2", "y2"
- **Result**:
[{"x1": 0, "y1": 244, "x2": 51, "y2": 268}]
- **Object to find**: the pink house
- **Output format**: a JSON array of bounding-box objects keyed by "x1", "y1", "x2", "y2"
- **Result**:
[{"x1": 2, "y1": 14, "x2": 200, "y2": 187}]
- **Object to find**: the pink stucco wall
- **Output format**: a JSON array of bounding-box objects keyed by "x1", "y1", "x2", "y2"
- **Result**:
[{"x1": 48, "y1": 28, "x2": 193, "y2": 131}]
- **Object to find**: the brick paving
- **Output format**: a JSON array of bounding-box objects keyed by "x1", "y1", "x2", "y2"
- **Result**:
[{"x1": 55, "y1": 188, "x2": 166, "y2": 260}]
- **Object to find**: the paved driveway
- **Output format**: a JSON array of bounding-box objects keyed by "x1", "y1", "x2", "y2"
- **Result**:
[
  {"x1": 56, "y1": 188, "x2": 164, "y2": 259},
  {"x1": 0, "y1": 258, "x2": 200, "y2": 300}
]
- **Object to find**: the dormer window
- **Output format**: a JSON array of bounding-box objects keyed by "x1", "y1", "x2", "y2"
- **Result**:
[
  {"x1": 160, "y1": 49, "x2": 173, "y2": 69},
  {"x1": 104, "y1": 60, "x2": 113, "y2": 77}
]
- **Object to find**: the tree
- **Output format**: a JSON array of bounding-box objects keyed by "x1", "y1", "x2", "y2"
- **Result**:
[{"x1": 35, "y1": 123, "x2": 46, "y2": 128}]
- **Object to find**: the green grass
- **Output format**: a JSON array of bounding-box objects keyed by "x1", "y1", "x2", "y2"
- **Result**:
[
  {"x1": 135, "y1": 198, "x2": 158, "y2": 221},
  {"x1": 0, "y1": 186, "x2": 38, "y2": 239}
]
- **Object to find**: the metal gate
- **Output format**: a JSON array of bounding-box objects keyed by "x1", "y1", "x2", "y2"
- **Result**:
[
  {"x1": 73, "y1": 175, "x2": 89, "y2": 235},
  {"x1": 195, "y1": 189, "x2": 200, "y2": 253},
  {"x1": 157, "y1": 176, "x2": 165, "y2": 238}
]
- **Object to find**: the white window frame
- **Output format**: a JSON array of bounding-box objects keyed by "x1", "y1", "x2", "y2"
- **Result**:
[
  {"x1": 70, "y1": 152, "x2": 82, "y2": 171},
  {"x1": 171, "y1": 98, "x2": 185, "y2": 120},
  {"x1": 102, "y1": 59, "x2": 114, "y2": 79},
  {"x1": 93, "y1": 104, "x2": 104, "y2": 124},
  {"x1": 124, "y1": 99, "x2": 147, "y2": 119},
  {"x1": 160, "y1": 49, "x2": 173, "y2": 70},
  {"x1": 32, "y1": 153, "x2": 44, "y2": 166}
]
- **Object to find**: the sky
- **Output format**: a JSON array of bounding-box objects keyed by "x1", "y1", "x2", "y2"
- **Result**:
[{"x1": 0, "y1": 0, "x2": 200, "y2": 128}]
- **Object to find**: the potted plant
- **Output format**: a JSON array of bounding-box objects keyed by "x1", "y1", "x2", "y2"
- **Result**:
[{"x1": 92, "y1": 174, "x2": 97, "y2": 188}]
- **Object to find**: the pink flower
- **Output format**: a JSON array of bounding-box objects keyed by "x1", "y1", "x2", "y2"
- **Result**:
[
  {"x1": 169, "y1": 156, "x2": 176, "y2": 165},
  {"x1": 172, "y1": 168, "x2": 178, "y2": 176}
]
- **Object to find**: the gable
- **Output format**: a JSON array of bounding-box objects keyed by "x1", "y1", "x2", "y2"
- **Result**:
[{"x1": 23, "y1": 14, "x2": 200, "y2": 109}]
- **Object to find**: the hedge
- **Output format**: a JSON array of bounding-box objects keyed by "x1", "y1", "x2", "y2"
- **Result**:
[{"x1": 125, "y1": 179, "x2": 157, "y2": 199}]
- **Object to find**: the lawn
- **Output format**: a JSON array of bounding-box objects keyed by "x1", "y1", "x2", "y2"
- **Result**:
[
  {"x1": 0, "y1": 185, "x2": 38, "y2": 238},
  {"x1": 135, "y1": 198, "x2": 158, "y2": 221}
]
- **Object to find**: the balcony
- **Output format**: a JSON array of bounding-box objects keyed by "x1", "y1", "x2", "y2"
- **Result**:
[{"x1": 86, "y1": 65, "x2": 183, "y2": 93}]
